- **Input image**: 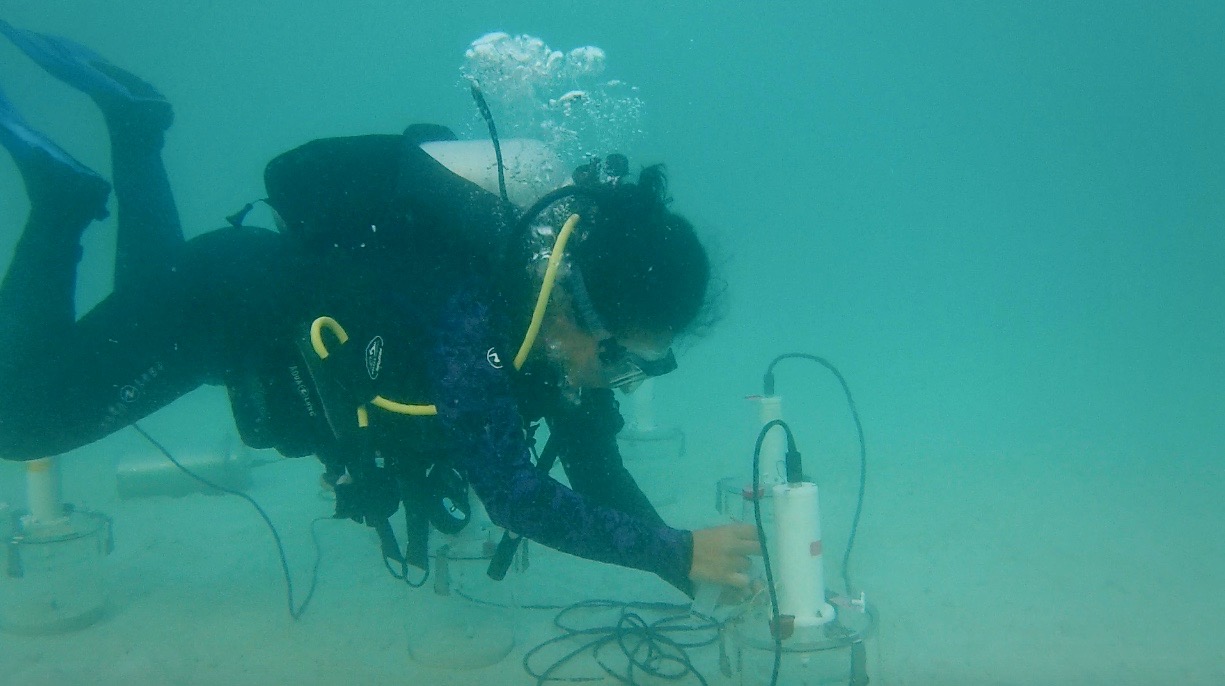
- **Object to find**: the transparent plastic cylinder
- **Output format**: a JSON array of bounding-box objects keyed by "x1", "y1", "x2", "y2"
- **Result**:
[
  {"x1": 406, "y1": 498, "x2": 520, "y2": 669},
  {"x1": 617, "y1": 379, "x2": 685, "y2": 507},
  {"x1": 0, "y1": 506, "x2": 112, "y2": 634}
]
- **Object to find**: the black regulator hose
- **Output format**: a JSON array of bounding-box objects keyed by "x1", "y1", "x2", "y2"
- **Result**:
[
  {"x1": 513, "y1": 185, "x2": 604, "y2": 237},
  {"x1": 468, "y1": 81, "x2": 509, "y2": 208}
]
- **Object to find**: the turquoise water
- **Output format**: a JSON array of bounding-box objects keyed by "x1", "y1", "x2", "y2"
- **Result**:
[{"x1": 1, "y1": 2, "x2": 1222, "y2": 684}]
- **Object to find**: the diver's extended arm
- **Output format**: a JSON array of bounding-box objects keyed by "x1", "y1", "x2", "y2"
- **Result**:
[
  {"x1": 426, "y1": 279, "x2": 693, "y2": 593},
  {"x1": 551, "y1": 388, "x2": 666, "y2": 527}
]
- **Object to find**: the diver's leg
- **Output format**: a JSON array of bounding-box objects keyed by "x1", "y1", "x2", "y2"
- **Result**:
[
  {"x1": 0, "y1": 222, "x2": 275, "y2": 461},
  {"x1": 0, "y1": 88, "x2": 111, "y2": 458},
  {"x1": 0, "y1": 86, "x2": 109, "y2": 351},
  {"x1": 96, "y1": 66, "x2": 181, "y2": 293},
  {"x1": 0, "y1": 280, "x2": 207, "y2": 461},
  {"x1": 0, "y1": 19, "x2": 182, "y2": 292}
]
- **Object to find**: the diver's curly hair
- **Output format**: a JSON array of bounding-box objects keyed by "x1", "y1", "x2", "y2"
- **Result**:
[{"x1": 569, "y1": 164, "x2": 718, "y2": 340}]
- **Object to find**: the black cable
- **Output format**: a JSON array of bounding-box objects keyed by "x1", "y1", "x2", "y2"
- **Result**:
[
  {"x1": 762, "y1": 353, "x2": 868, "y2": 596},
  {"x1": 451, "y1": 587, "x2": 726, "y2": 684},
  {"x1": 453, "y1": 587, "x2": 567, "y2": 612},
  {"x1": 131, "y1": 423, "x2": 326, "y2": 620},
  {"x1": 752, "y1": 419, "x2": 796, "y2": 686},
  {"x1": 383, "y1": 550, "x2": 429, "y2": 588},
  {"x1": 522, "y1": 599, "x2": 723, "y2": 685}
]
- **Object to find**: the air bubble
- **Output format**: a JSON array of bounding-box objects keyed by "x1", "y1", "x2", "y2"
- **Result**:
[{"x1": 459, "y1": 33, "x2": 644, "y2": 169}]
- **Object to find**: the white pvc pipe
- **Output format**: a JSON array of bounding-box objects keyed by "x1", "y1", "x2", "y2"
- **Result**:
[
  {"x1": 771, "y1": 482, "x2": 836, "y2": 628},
  {"x1": 627, "y1": 378, "x2": 657, "y2": 432},
  {"x1": 25, "y1": 457, "x2": 65, "y2": 525}
]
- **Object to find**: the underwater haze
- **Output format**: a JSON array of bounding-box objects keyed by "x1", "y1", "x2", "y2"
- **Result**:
[{"x1": 1, "y1": 1, "x2": 1222, "y2": 685}]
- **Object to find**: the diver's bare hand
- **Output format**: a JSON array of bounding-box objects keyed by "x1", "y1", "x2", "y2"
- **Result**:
[{"x1": 689, "y1": 523, "x2": 762, "y2": 589}]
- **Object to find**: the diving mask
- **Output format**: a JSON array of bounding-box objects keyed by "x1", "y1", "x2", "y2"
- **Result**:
[
  {"x1": 567, "y1": 264, "x2": 678, "y2": 392},
  {"x1": 597, "y1": 338, "x2": 677, "y2": 392}
]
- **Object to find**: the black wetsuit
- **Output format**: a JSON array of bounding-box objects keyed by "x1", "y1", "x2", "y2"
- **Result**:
[{"x1": 0, "y1": 125, "x2": 693, "y2": 593}]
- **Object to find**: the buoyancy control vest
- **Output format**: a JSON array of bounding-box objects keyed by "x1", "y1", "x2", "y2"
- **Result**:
[{"x1": 234, "y1": 123, "x2": 581, "y2": 577}]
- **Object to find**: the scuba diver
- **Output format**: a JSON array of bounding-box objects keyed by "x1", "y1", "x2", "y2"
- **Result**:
[{"x1": 0, "y1": 21, "x2": 760, "y2": 596}]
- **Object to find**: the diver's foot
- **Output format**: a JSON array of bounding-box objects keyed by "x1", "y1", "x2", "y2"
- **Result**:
[
  {"x1": 0, "y1": 86, "x2": 111, "y2": 222},
  {"x1": 0, "y1": 19, "x2": 173, "y2": 133}
]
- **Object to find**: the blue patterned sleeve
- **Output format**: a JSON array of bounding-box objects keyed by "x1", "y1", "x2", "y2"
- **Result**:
[{"x1": 425, "y1": 284, "x2": 694, "y2": 592}]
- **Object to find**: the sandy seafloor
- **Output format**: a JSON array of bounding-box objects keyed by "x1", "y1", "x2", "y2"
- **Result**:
[
  {"x1": 1, "y1": 384, "x2": 1222, "y2": 686},
  {"x1": 2, "y1": 2, "x2": 1223, "y2": 685}
]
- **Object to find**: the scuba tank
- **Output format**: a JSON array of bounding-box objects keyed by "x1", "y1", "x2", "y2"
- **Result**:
[{"x1": 420, "y1": 138, "x2": 569, "y2": 208}]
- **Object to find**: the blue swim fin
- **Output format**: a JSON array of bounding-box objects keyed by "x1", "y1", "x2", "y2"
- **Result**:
[
  {"x1": 0, "y1": 19, "x2": 171, "y2": 128},
  {"x1": 0, "y1": 85, "x2": 92, "y2": 173},
  {"x1": 0, "y1": 84, "x2": 110, "y2": 217}
]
